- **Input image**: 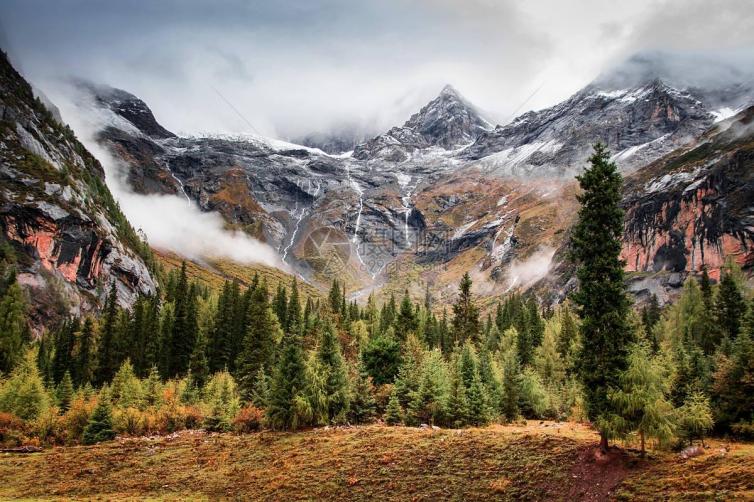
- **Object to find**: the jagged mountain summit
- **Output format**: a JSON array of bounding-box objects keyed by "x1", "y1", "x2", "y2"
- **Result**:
[
  {"x1": 352, "y1": 84, "x2": 493, "y2": 162},
  {"x1": 463, "y1": 78, "x2": 716, "y2": 176},
  {"x1": 0, "y1": 52, "x2": 156, "y2": 331}
]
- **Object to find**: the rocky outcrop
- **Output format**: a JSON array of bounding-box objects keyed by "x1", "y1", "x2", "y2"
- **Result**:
[
  {"x1": 79, "y1": 81, "x2": 175, "y2": 139},
  {"x1": 0, "y1": 51, "x2": 156, "y2": 332},
  {"x1": 353, "y1": 85, "x2": 492, "y2": 161},
  {"x1": 621, "y1": 106, "x2": 754, "y2": 279}
]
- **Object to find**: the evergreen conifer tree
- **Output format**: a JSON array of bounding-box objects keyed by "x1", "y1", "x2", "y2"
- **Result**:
[
  {"x1": 557, "y1": 304, "x2": 579, "y2": 364},
  {"x1": 500, "y1": 330, "x2": 522, "y2": 423},
  {"x1": 328, "y1": 279, "x2": 341, "y2": 314},
  {"x1": 466, "y1": 371, "x2": 490, "y2": 426},
  {"x1": 52, "y1": 318, "x2": 78, "y2": 384},
  {"x1": 0, "y1": 282, "x2": 27, "y2": 373},
  {"x1": 393, "y1": 351, "x2": 420, "y2": 410},
  {"x1": 170, "y1": 266, "x2": 198, "y2": 376},
  {"x1": 348, "y1": 358, "x2": 377, "y2": 424},
  {"x1": 188, "y1": 331, "x2": 210, "y2": 389},
  {"x1": 267, "y1": 329, "x2": 308, "y2": 430},
  {"x1": 286, "y1": 278, "x2": 302, "y2": 336},
  {"x1": 571, "y1": 143, "x2": 634, "y2": 451},
  {"x1": 452, "y1": 272, "x2": 480, "y2": 345},
  {"x1": 237, "y1": 283, "x2": 282, "y2": 401},
  {"x1": 384, "y1": 390, "x2": 403, "y2": 425},
  {"x1": 408, "y1": 350, "x2": 447, "y2": 426},
  {"x1": 274, "y1": 284, "x2": 288, "y2": 330},
  {"x1": 316, "y1": 322, "x2": 350, "y2": 423},
  {"x1": 251, "y1": 365, "x2": 271, "y2": 408},
  {"x1": 75, "y1": 317, "x2": 96, "y2": 387},
  {"x1": 715, "y1": 268, "x2": 746, "y2": 341},
  {"x1": 446, "y1": 354, "x2": 470, "y2": 427},
  {"x1": 361, "y1": 332, "x2": 402, "y2": 385},
  {"x1": 396, "y1": 290, "x2": 417, "y2": 340},
  {"x1": 209, "y1": 281, "x2": 234, "y2": 372},
  {"x1": 57, "y1": 370, "x2": 74, "y2": 412},
  {"x1": 96, "y1": 282, "x2": 119, "y2": 384},
  {"x1": 83, "y1": 393, "x2": 116, "y2": 445},
  {"x1": 478, "y1": 347, "x2": 502, "y2": 414}
]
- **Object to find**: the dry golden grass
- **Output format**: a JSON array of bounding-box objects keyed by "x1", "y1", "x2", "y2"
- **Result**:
[
  {"x1": 1, "y1": 422, "x2": 751, "y2": 501},
  {"x1": 154, "y1": 249, "x2": 322, "y2": 301}
]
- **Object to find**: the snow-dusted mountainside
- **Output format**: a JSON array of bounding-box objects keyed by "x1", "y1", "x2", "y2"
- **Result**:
[
  {"x1": 463, "y1": 79, "x2": 716, "y2": 176},
  {"x1": 462, "y1": 52, "x2": 754, "y2": 178},
  {"x1": 70, "y1": 53, "x2": 754, "y2": 302},
  {"x1": 76, "y1": 84, "x2": 476, "y2": 288},
  {"x1": 353, "y1": 85, "x2": 493, "y2": 162}
]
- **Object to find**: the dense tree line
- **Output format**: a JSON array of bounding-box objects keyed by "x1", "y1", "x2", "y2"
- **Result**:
[{"x1": 0, "y1": 145, "x2": 753, "y2": 455}]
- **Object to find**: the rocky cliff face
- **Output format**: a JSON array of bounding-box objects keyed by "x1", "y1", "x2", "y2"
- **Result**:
[
  {"x1": 621, "y1": 106, "x2": 754, "y2": 279},
  {"x1": 0, "y1": 52, "x2": 156, "y2": 332}
]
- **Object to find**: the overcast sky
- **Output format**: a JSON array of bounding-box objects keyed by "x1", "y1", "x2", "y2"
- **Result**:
[{"x1": 1, "y1": 0, "x2": 753, "y2": 139}]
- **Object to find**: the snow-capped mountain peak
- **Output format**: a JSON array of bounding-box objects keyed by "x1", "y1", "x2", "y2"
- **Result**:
[{"x1": 353, "y1": 84, "x2": 493, "y2": 161}]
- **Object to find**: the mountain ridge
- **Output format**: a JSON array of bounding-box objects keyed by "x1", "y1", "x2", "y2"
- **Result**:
[
  {"x1": 61, "y1": 54, "x2": 754, "y2": 306},
  {"x1": 0, "y1": 52, "x2": 156, "y2": 332}
]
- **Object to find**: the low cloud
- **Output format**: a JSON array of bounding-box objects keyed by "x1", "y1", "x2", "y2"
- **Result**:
[
  {"x1": 505, "y1": 247, "x2": 556, "y2": 291},
  {"x1": 48, "y1": 85, "x2": 286, "y2": 270}
]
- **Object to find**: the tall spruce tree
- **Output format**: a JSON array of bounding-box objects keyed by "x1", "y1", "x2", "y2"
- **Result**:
[
  {"x1": 266, "y1": 328, "x2": 308, "y2": 430},
  {"x1": 75, "y1": 317, "x2": 96, "y2": 386},
  {"x1": 188, "y1": 331, "x2": 210, "y2": 389},
  {"x1": 500, "y1": 327, "x2": 522, "y2": 422},
  {"x1": 571, "y1": 143, "x2": 634, "y2": 451},
  {"x1": 316, "y1": 322, "x2": 350, "y2": 423},
  {"x1": 209, "y1": 281, "x2": 235, "y2": 372},
  {"x1": 396, "y1": 290, "x2": 417, "y2": 340},
  {"x1": 57, "y1": 371, "x2": 74, "y2": 412},
  {"x1": 384, "y1": 390, "x2": 403, "y2": 425},
  {"x1": 274, "y1": 284, "x2": 288, "y2": 330},
  {"x1": 408, "y1": 349, "x2": 447, "y2": 426},
  {"x1": 82, "y1": 393, "x2": 116, "y2": 445},
  {"x1": 446, "y1": 354, "x2": 470, "y2": 427},
  {"x1": 286, "y1": 278, "x2": 302, "y2": 336},
  {"x1": 236, "y1": 282, "x2": 282, "y2": 402},
  {"x1": 0, "y1": 282, "x2": 27, "y2": 373},
  {"x1": 348, "y1": 358, "x2": 377, "y2": 424},
  {"x1": 715, "y1": 268, "x2": 746, "y2": 341},
  {"x1": 96, "y1": 282, "x2": 119, "y2": 384},
  {"x1": 170, "y1": 265, "x2": 198, "y2": 377},
  {"x1": 452, "y1": 272, "x2": 480, "y2": 345},
  {"x1": 557, "y1": 304, "x2": 579, "y2": 367},
  {"x1": 52, "y1": 318, "x2": 78, "y2": 384}
]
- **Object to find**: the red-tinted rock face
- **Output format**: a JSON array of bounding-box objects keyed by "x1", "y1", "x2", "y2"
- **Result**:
[
  {"x1": 621, "y1": 113, "x2": 754, "y2": 279},
  {"x1": 2, "y1": 208, "x2": 106, "y2": 285}
]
